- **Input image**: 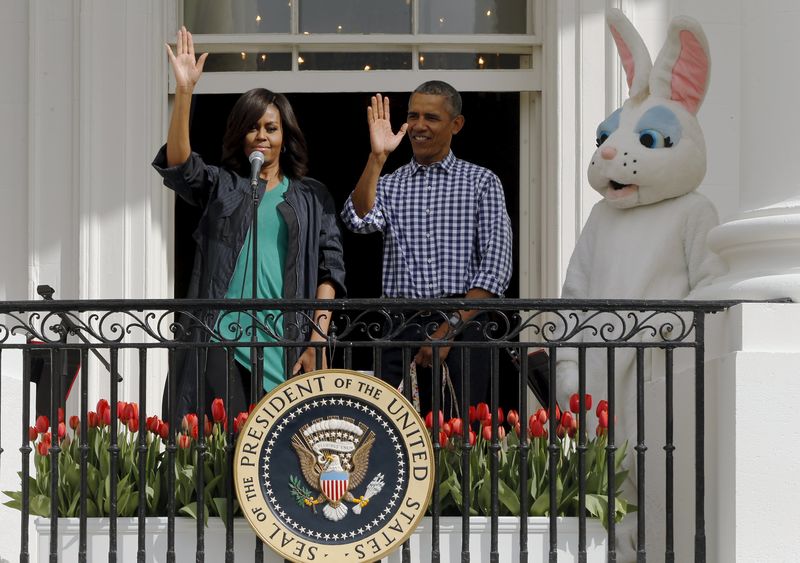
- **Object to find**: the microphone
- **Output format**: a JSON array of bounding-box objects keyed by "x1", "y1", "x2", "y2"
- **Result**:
[{"x1": 248, "y1": 150, "x2": 264, "y2": 187}]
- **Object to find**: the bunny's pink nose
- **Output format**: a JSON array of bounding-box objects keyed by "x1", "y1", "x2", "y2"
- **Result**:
[{"x1": 600, "y1": 146, "x2": 617, "y2": 160}]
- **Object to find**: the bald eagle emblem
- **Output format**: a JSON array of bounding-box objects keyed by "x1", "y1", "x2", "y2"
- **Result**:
[{"x1": 289, "y1": 417, "x2": 385, "y2": 522}]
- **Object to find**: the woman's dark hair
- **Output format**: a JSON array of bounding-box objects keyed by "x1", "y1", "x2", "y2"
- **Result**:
[{"x1": 221, "y1": 88, "x2": 308, "y2": 179}]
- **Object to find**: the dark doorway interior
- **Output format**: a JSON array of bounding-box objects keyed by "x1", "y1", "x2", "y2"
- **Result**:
[{"x1": 175, "y1": 91, "x2": 521, "y2": 410}]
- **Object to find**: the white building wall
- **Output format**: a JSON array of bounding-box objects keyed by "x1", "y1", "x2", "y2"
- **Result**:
[{"x1": 0, "y1": 0, "x2": 30, "y2": 302}]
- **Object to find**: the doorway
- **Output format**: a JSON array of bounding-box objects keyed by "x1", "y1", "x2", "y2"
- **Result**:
[{"x1": 175, "y1": 91, "x2": 521, "y2": 408}]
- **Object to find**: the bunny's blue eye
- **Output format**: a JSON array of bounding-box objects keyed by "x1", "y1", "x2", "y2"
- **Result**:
[
  {"x1": 639, "y1": 129, "x2": 673, "y2": 149},
  {"x1": 596, "y1": 108, "x2": 621, "y2": 147}
]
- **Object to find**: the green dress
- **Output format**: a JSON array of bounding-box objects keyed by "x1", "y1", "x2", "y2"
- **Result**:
[{"x1": 216, "y1": 176, "x2": 289, "y2": 392}]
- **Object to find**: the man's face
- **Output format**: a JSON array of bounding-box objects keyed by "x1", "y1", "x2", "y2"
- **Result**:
[{"x1": 406, "y1": 93, "x2": 464, "y2": 165}]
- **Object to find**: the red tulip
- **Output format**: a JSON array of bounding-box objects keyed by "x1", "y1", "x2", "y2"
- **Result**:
[
  {"x1": 69, "y1": 415, "x2": 80, "y2": 431},
  {"x1": 560, "y1": 411, "x2": 574, "y2": 430},
  {"x1": 57, "y1": 407, "x2": 65, "y2": 424},
  {"x1": 496, "y1": 407, "x2": 505, "y2": 425},
  {"x1": 529, "y1": 418, "x2": 546, "y2": 438},
  {"x1": 514, "y1": 421, "x2": 521, "y2": 436},
  {"x1": 556, "y1": 424, "x2": 566, "y2": 439},
  {"x1": 596, "y1": 425, "x2": 606, "y2": 437},
  {"x1": 181, "y1": 413, "x2": 198, "y2": 432},
  {"x1": 467, "y1": 430, "x2": 476, "y2": 446},
  {"x1": 100, "y1": 407, "x2": 111, "y2": 427},
  {"x1": 536, "y1": 408, "x2": 548, "y2": 426},
  {"x1": 475, "y1": 402, "x2": 490, "y2": 423},
  {"x1": 28, "y1": 426, "x2": 38, "y2": 442},
  {"x1": 211, "y1": 398, "x2": 226, "y2": 424},
  {"x1": 146, "y1": 416, "x2": 161, "y2": 434},
  {"x1": 87, "y1": 411, "x2": 99, "y2": 429},
  {"x1": 497, "y1": 426, "x2": 506, "y2": 440},
  {"x1": 482, "y1": 424, "x2": 493, "y2": 442},
  {"x1": 117, "y1": 401, "x2": 128, "y2": 422},
  {"x1": 555, "y1": 404, "x2": 562, "y2": 423},
  {"x1": 35, "y1": 415, "x2": 49, "y2": 434},
  {"x1": 468, "y1": 406, "x2": 478, "y2": 424},
  {"x1": 234, "y1": 412, "x2": 249, "y2": 434},
  {"x1": 191, "y1": 423, "x2": 199, "y2": 440},
  {"x1": 158, "y1": 421, "x2": 169, "y2": 440},
  {"x1": 127, "y1": 416, "x2": 139, "y2": 433},
  {"x1": 596, "y1": 400, "x2": 609, "y2": 418},
  {"x1": 37, "y1": 440, "x2": 49, "y2": 456},
  {"x1": 57, "y1": 422, "x2": 66, "y2": 440},
  {"x1": 570, "y1": 393, "x2": 593, "y2": 414},
  {"x1": 178, "y1": 434, "x2": 191, "y2": 449},
  {"x1": 506, "y1": 409, "x2": 519, "y2": 427},
  {"x1": 441, "y1": 422, "x2": 452, "y2": 437},
  {"x1": 438, "y1": 431, "x2": 448, "y2": 448},
  {"x1": 124, "y1": 403, "x2": 139, "y2": 424},
  {"x1": 424, "y1": 410, "x2": 444, "y2": 430},
  {"x1": 598, "y1": 409, "x2": 609, "y2": 429},
  {"x1": 204, "y1": 415, "x2": 212, "y2": 437},
  {"x1": 96, "y1": 399, "x2": 110, "y2": 419},
  {"x1": 448, "y1": 417, "x2": 464, "y2": 437}
]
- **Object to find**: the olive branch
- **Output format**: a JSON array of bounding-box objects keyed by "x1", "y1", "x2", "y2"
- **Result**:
[{"x1": 288, "y1": 474, "x2": 317, "y2": 512}]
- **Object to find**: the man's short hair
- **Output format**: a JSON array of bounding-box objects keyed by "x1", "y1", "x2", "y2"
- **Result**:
[{"x1": 412, "y1": 80, "x2": 462, "y2": 117}]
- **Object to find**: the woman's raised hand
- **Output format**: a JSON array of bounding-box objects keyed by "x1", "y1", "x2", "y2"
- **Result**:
[
  {"x1": 368, "y1": 94, "x2": 408, "y2": 158},
  {"x1": 165, "y1": 26, "x2": 208, "y2": 91}
]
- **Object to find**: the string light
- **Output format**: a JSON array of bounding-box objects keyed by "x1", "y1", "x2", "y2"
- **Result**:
[
  {"x1": 337, "y1": 25, "x2": 342, "y2": 31},
  {"x1": 261, "y1": 54, "x2": 267, "y2": 61},
  {"x1": 240, "y1": 52, "x2": 247, "y2": 60},
  {"x1": 419, "y1": 55, "x2": 425, "y2": 63},
  {"x1": 256, "y1": 15, "x2": 262, "y2": 22},
  {"x1": 478, "y1": 56, "x2": 485, "y2": 66},
  {"x1": 298, "y1": 56, "x2": 305, "y2": 64},
  {"x1": 486, "y1": 10, "x2": 492, "y2": 16},
  {"x1": 364, "y1": 64, "x2": 371, "y2": 71}
]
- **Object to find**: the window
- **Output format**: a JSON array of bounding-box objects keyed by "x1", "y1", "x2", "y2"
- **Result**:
[{"x1": 176, "y1": 0, "x2": 540, "y2": 90}]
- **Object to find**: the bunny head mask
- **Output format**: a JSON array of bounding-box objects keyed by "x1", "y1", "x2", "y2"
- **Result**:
[{"x1": 589, "y1": 9, "x2": 711, "y2": 209}]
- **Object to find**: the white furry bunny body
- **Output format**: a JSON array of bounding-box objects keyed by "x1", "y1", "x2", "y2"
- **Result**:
[
  {"x1": 559, "y1": 9, "x2": 725, "y2": 397},
  {"x1": 557, "y1": 11, "x2": 725, "y2": 557}
]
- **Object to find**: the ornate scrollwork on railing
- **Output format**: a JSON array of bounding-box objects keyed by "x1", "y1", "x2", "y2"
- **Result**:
[{"x1": 0, "y1": 300, "x2": 701, "y2": 349}]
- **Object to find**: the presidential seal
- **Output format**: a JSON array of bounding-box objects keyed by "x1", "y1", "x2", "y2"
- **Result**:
[{"x1": 234, "y1": 369, "x2": 434, "y2": 563}]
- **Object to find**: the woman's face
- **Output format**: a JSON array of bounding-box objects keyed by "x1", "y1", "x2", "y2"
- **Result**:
[{"x1": 243, "y1": 104, "x2": 283, "y2": 170}]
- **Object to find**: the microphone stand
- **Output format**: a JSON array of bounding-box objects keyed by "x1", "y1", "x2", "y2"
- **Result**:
[{"x1": 249, "y1": 169, "x2": 261, "y2": 407}]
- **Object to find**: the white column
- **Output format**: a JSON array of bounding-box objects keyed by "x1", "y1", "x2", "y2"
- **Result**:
[
  {"x1": 26, "y1": 0, "x2": 176, "y2": 409},
  {"x1": 691, "y1": 2, "x2": 800, "y2": 301},
  {"x1": 705, "y1": 304, "x2": 800, "y2": 562}
]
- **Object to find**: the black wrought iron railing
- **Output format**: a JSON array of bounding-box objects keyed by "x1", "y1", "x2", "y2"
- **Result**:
[{"x1": 0, "y1": 297, "x2": 735, "y2": 562}]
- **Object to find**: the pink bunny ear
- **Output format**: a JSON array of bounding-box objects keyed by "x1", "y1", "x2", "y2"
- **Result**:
[
  {"x1": 650, "y1": 16, "x2": 710, "y2": 114},
  {"x1": 607, "y1": 9, "x2": 652, "y2": 100}
]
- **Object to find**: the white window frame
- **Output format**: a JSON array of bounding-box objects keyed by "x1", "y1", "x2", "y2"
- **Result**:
[{"x1": 170, "y1": 0, "x2": 544, "y2": 296}]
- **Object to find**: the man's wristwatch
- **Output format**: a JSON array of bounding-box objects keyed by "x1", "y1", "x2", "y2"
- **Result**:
[{"x1": 448, "y1": 313, "x2": 462, "y2": 329}]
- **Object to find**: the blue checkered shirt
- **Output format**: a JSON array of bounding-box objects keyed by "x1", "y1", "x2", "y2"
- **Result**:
[{"x1": 341, "y1": 152, "x2": 512, "y2": 298}]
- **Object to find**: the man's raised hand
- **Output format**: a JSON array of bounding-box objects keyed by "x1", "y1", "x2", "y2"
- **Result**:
[{"x1": 368, "y1": 94, "x2": 408, "y2": 158}]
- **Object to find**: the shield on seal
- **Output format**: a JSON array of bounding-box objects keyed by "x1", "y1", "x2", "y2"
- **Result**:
[{"x1": 320, "y1": 471, "x2": 349, "y2": 503}]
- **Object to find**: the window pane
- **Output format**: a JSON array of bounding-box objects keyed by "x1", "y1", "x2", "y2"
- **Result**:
[
  {"x1": 419, "y1": 0, "x2": 527, "y2": 34},
  {"x1": 184, "y1": 0, "x2": 290, "y2": 33},
  {"x1": 300, "y1": 0, "x2": 411, "y2": 34},
  {"x1": 298, "y1": 52, "x2": 412, "y2": 71},
  {"x1": 202, "y1": 52, "x2": 293, "y2": 72},
  {"x1": 418, "y1": 52, "x2": 530, "y2": 69}
]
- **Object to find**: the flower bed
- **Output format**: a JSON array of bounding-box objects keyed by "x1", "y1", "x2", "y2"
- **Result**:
[{"x1": 6, "y1": 394, "x2": 633, "y2": 527}]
